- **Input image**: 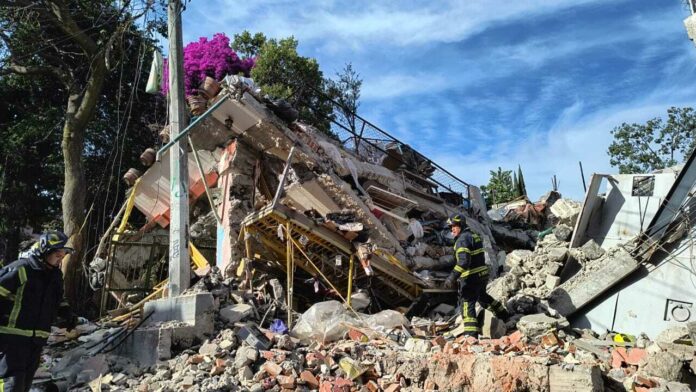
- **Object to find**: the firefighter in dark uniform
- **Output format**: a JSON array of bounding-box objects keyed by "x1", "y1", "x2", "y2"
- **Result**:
[
  {"x1": 0, "y1": 230, "x2": 77, "y2": 392},
  {"x1": 444, "y1": 214, "x2": 509, "y2": 337}
]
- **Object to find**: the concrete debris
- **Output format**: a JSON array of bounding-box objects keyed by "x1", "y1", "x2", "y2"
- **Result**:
[
  {"x1": 219, "y1": 303, "x2": 253, "y2": 324},
  {"x1": 640, "y1": 351, "x2": 683, "y2": 382},
  {"x1": 516, "y1": 313, "x2": 569, "y2": 340},
  {"x1": 42, "y1": 269, "x2": 696, "y2": 392},
  {"x1": 549, "y1": 198, "x2": 581, "y2": 226},
  {"x1": 553, "y1": 224, "x2": 573, "y2": 242},
  {"x1": 488, "y1": 232, "x2": 571, "y2": 307}
]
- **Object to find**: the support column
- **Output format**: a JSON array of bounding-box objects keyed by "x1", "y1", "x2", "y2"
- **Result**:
[
  {"x1": 167, "y1": 0, "x2": 189, "y2": 297},
  {"x1": 286, "y1": 223, "x2": 294, "y2": 328}
]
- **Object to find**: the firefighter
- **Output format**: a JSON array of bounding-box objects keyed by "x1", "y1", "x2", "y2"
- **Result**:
[
  {"x1": 0, "y1": 230, "x2": 77, "y2": 391},
  {"x1": 444, "y1": 214, "x2": 509, "y2": 337}
]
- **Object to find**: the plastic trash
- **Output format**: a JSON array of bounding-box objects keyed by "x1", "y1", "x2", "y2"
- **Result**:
[
  {"x1": 290, "y1": 301, "x2": 358, "y2": 344},
  {"x1": 409, "y1": 219, "x2": 424, "y2": 239},
  {"x1": 363, "y1": 309, "x2": 410, "y2": 332},
  {"x1": 339, "y1": 357, "x2": 365, "y2": 380},
  {"x1": 270, "y1": 319, "x2": 288, "y2": 335}
]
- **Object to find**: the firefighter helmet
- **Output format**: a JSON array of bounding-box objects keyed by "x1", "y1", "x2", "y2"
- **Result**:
[
  {"x1": 446, "y1": 213, "x2": 467, "y2": 227},
  {"x1": 32, "y1": 230, "x2": 74, "y2": 257}
]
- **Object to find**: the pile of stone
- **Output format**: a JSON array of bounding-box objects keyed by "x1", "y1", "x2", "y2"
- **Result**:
[
  {"x1": 44, "y1": 295, "x2": 696, "y2": 392},
  {"x1": 487, "y1": 221, "x2": 611, "y2": 318}
]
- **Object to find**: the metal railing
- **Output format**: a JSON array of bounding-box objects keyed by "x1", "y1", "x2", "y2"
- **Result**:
[{"x1": 292, "y1": 83, "x2": 471, "y2": 203}]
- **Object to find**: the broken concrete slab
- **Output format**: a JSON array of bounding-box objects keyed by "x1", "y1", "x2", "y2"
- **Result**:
[
  {"x1": 516, "y1": 313, "x2": 569, "y2": 339},
  {"x1": 548, "y1": 365, "x2": 603, "y2": 392},
  {"x1": 143, "y1": 292, "x2": 216, "y2": 333},
  {"x1": 219, "y1": 303, "x2": 253, "y2": 324},
  {"x1": 547, "y1": 247, "x2": 639, "y2": 317},
  {"x1": 639, "y1": 351, "x2": 683, "y2": 382}
]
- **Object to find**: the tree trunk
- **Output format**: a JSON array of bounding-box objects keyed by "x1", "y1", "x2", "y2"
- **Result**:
[{"x1": 61, "y1": 57, "x2": 107, "y2": 307}]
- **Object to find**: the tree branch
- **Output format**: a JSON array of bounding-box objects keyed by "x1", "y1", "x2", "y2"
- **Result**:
[
  {"x1": 46, "y1": 0, "x2": 98, "y2": 55},
  {"x1": 0, "y1": 61, "x2": 70, "y2": 85}
]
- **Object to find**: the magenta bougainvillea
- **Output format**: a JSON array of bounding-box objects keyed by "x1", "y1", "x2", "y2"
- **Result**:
[{"x1": 162, "y1": 33, "x2": 255, "y2": 96}]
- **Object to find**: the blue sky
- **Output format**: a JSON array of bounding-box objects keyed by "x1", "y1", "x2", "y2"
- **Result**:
[{"x1": 181, "y1": 0, "x2": 696, "y2": 200}]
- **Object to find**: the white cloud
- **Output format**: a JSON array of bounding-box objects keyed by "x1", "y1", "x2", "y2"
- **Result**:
[
  {"x1": 429, "y1": 94, "x2": 696, "y2": 201},
  {"x1": 184, "y1": 0, "x2": 623, "y2": 47}
]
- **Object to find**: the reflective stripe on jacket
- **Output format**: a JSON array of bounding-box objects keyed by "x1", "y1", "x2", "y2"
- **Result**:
[
  {"x1": 450, "y1": 229, "x2": 488, "y2": 283},
  {"x1": 0, "y1": 255, "x2": 65, "y2": 341}
]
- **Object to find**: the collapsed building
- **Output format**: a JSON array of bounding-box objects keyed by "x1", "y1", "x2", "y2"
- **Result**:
[{"x1": 39, "y1": 75, "x2": 696, "y2": 392}]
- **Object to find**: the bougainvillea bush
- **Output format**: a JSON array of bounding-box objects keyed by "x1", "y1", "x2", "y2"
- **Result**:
[{"x1": 162, "y1": 33, "x2": 255, "y2": 96}]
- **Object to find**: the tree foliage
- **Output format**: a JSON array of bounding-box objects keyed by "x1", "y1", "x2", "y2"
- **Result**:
[
  {"x1": 0, "y1": 0, "x2": 165, "y2": 308},
  {"x1": 480, "y1": 167, "x2": 515, "y2": 207},
  {"x1": 327, "y1": 63, "x2": 362, "y2": 134},
  {"x1": 515, "y1": 165, "x2": 527, "y2": 197},
  {"x1": 232, "y1": 31, "x2": 361, "y2": 136},
  {"x1": 608, "y1": 107, "x2": 696, "y2": 174}
]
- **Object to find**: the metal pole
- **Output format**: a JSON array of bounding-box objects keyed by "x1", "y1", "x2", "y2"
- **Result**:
[
  {"x1": 167, "y1": 0, "x2": 190, "y2": 297},
  {"x1": 579, "y1": 161, "x2": 587, "y2": 193},
  {"x1": 187, "y1": 135, "x2": 221, "y2": 225},
  {"x1": 285, "y1": 223, "x2": 293, "y2": 328},
  {"x1": 156, "y1": 94, "x2": 230, "y2": 161},
  {"x1": 347, "y1": 255, "x2": 354, "y2": 307},
  {"x1": 271, "y1": 146, "x2": 297, "y2": 208}
]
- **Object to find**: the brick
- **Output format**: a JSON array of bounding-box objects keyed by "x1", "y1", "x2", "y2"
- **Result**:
[
  {"x1": 443, "y1": 342, "x2": 460, "y2": 354},
  {"x1": 634, "y1": 387, "x2": 650, "y2": 392},
  {"x1": 262, "y1": 361, "x2": 282, "y2": 377},
  {"x1": 499, "y1": 336, "x2": 511, "y2": 347},
  {"x1": 625, "y1": 348, "x2": 647, "y2": 366},
  {"x1": 319, "y1": 381, "x2": 332, "y2": 392},
  {"x1": 188, "y1": 355, "x2": 204, "y2": 364},
  {"x1": 431, "y1": 336, "x2": 446, "y2": 348},
  {"x1": 300, "y1": 370, "x2": 319, "y2": 389},
  {"x1": 334, "y1": 377, "x2": 352, "y2": 391},
  {"x1": 277, "y1": 375, "x2": 296, "y2": 389},
  {"x1": 348, "y1": 328, "x2": 368, "y2": 342},
  {"x1": 210, "y1": 365, "x2": 225, "y2": 376},
  {"x1": 635, "y1": 375, "x2": 656, "y2": 388},
  {"x1": 509, "y1": 331, "x2": 523, "y2": 345},
  {"x1": 366, "y1": 380, "x2": 380, "y2": 392},
  {"x1": 384, "y1": 384, "x2": 401, "y2": 392},
  {"x1": 541, "y1": 332, "x2": 559, "y2": 348},
  {"x1": 260, "y1": 350, "x2": 275, "y2": 361},
  {"x1": 306, "y1": 351, "x2": 326, "y2": 367},
  {"x1": 611, "y1": 348, "x2": 628, "y2": 369},
  {"x1": 215, "y1": 358, "x2": 226, "y2": 368},
  {"x1": 263, "y1": 330, "x2": 277, "y2": 341}
]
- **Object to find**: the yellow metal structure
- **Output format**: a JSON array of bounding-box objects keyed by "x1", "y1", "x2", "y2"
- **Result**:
[{"x1": 241, "y1": 204, "x2": 422, "y2": 309}]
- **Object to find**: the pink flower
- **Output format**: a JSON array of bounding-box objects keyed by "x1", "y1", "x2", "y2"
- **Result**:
[{"x1": 162, "y1": 33, "x2": 255, "y2": 96}]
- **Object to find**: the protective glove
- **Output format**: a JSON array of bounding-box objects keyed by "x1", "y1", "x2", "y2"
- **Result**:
[{"x1": 444, "y1": 275, "x2": 457, "y2": 289}]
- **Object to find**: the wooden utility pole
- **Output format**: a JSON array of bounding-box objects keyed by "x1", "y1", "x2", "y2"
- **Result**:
[{"x1": 167, "y1": 0, "x2": 190, "y2": 297}]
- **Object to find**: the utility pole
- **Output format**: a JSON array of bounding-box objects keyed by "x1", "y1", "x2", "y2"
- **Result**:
[{"x1": 167, "y1": 0, "x2": 190, "y2": 297}]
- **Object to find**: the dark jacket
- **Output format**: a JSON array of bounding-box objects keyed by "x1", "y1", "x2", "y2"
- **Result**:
[
  {"x1": 448, "y1": 228, "x2": 488, "y2": 285},
  {"x1": 0, "y1": 255, "x2": 70, "y2": 343}
]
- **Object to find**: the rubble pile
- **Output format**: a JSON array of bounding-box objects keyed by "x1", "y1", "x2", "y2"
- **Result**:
[
  {"x1": 487, "y1": 224, "x2": 574, "y2": 310},
  {"x1": 43, "y1": 285, "x2": 696, "y2": 392}
]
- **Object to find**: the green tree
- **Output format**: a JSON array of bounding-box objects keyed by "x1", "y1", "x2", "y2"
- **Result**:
[
  {"x1": 516, "y1": 164, "x2": 527, "y2": 197},
  {"x1": 232, "y1": 32, "x2": 334, "y2": 134},
  {"x1": 0, "y1": 0, "x2": 163, "y2": 306},
  {"x1": 481, "y1": 167, "x2": 515, "y2": 207},
  {"x1": 327, "y1": 63, "x2": 362, "y2": 134},
  {"x1": 608, "y1": 107, "x2": 696, "y2": 174},
  {"x1": 230, "y1": 31, "x2": 266, "y2": 59}
]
